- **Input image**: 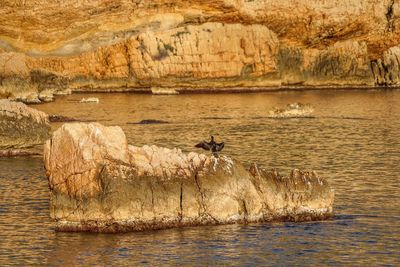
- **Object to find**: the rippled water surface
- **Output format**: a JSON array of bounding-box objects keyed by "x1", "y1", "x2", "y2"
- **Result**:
[{"x1": 1, "y1": 90, "x2": 400, "y2": 265}]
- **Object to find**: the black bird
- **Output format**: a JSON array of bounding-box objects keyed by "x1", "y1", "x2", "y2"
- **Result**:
[{"x1": 195, "y1": 136, "x2": 225, "y2": 156}]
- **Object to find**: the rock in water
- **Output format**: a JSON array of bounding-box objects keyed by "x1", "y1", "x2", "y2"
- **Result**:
[
  {"x1": 38, "y1": 90, "x2": 55, "y2": 103},
  {"x1": 128, "y1": 119, "x2": 169, "y2": 124},
  {"x1": 44, "y1": 123, "x2": 334, "y2": 233},
  {"x1": 48, "y1": 114, "x2": 78, "y2": 123},
  {"x1": 0, "y1": 99, "x2": 50, "y2": 151},
  {"x1": 268, "y1": 103, "x2": 314, "y2": 118},
  {"x1": 151, "y1": 87, "x2": 179, "y2": 95},
  {"x1": 80, "y1": 97, "x2": 99, "y2": 103}
]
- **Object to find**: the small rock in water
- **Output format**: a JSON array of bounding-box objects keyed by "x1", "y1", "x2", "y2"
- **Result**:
[
  {"x1": 49, "y1": 115, "x2": 78, "y2": 123},
  {"x1": 268, "y1": 102, "x2": 314, "y2": 118},
  {"x1": 11, "y1": 92, "x2": 42, "y2": 104},
  {"x1": 151, "y1": 87, "x2": 179, "y2": 95},
  {"x1": 53, "y1": 89, "x2": 72, "y2": 96},
  {"x1": 129, "y1": 119, "x2": 169, "y2": 124},
  {"x1": 38, "y1": 90, "x2": 54, "y2": 103},
  {"x1": 80, "y1": 97, "x2": 99, "y2": 103}
]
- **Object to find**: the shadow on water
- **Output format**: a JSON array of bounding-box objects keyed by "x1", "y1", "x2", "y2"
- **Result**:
[
  {"x1": 200, "y1": 116, "x2": 233, "y2": 120},
  {"x1": 252, "y1": 116, "x2": 372, "y2": 121},
  {"x1": 127, "y1": 119, "x2": 170, "y2": 125}
]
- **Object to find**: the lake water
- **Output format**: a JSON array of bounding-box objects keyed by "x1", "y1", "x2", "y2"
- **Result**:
[{"x1": 1, "y1": 90, "x2": 399, "y2": 265}]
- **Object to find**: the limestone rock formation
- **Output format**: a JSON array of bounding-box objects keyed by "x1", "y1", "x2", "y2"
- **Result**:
[
  {"x1": 372, "y1": 45, "x2": 400, "y2": 85},
  {"x1": 0, "y1": 0, "x2": 399, "y2": 96},
  {"x1": 0, "y1": 99, "x2": 50, "y2": 155},
  {"x1": 44, "y1": 123, "x2": 334, "y2": 233}
]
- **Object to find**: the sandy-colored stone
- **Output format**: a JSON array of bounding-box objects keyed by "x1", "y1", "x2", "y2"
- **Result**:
[
  {"x1": 80, "y1": 97, "x2": 99, "y2": 103},
  {"x1": 0, "y1": 99, "x2": 50, "y2": 150},
  {"x1": 44, "y1": 123, "x2": 335, "y2": 233},
  {"x1": 151, "y1": 87, "x2": 179, "y2": 95}
]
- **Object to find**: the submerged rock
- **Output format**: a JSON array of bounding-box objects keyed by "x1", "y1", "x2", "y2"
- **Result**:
[
  {"x1": 44, "y1": 123, "x2": 334, "y2": 233},
  {"x1": 268, "y1": 103, "x2": 314, "y2": 118},
  {"x1": 129, "y1": 119, "x2": 169, "y2": 125},
  {"x1": 0, "y1": 99, "x2": 50, "y2": 152},
  {"x1": 48, "y1": 114, "x2": 78, "y2": 123}
]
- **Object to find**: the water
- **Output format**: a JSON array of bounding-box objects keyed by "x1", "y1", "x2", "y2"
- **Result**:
[{"x1": 1, "y1": 90, "x2": 399, "y2": 265}]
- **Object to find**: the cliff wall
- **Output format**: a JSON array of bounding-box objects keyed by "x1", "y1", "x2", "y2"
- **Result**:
[{"x1": 1, "y1": 0, "x2": 399, "y2": 99}]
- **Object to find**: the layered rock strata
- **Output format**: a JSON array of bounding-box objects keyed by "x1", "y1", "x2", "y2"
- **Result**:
[
  {"x1": 44, "y1": 123, "x2": 334, "y2": 233},
  {"x1": 372, "y1": 45, "x2": 400, "y2": 85},
  {"x1": 0, "y1": 99, "x2": 50, "y2": 154},
  {"x1": 0, "y1": 0, "x2": 399, "y2": 99}
]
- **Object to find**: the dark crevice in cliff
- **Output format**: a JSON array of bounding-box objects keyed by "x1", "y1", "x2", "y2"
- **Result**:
[
  {"x1": 98, "y1": 165, "x2": 108, "y2": 196},
  {"x1": 370, "y1": 59, "x2": 391, "y2": 86},
  {"x1": 123, "y1": 43, "x2": 133, "y2": 78},
  {"x1": 193, "y1": 173, "x2": 220, "y2": 223},
  {"x1": 194, "y1": 173, "x2": 204, "y2": 210},
  {"x1": 386, "y1": 0, "x2": 395, "y2": 32},
  {"x1": 240, "y1": 200, "x2": 248, "y2": 223},
  {"x1": 179, "y1": 183, "x2": 183, "y2": 222},
  {"x1": 149, "y1": 182, "x2": 155, "y2": 217}
]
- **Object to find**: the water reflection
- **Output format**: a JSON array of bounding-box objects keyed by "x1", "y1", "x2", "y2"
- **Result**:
[{"x1": 1, "y1": 90, "x2": 399, "y2": 265}]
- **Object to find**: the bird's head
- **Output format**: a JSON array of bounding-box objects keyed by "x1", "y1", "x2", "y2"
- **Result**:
[{"x1": 210, "y1": 135, "x2": 214, "y2": 141}]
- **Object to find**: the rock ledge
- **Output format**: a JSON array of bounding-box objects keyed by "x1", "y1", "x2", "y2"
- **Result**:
[{"x1": 0, "y1": 99, "x2": 50, "y2": 152}]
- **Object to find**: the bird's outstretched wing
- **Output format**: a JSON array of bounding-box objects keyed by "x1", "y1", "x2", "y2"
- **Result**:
[
  {"x1": 215, "y1": 142, "x2": 224, "y2": 152},
  {"x1": 195, "y1": 141, "x2": 212, "y2": 151}
]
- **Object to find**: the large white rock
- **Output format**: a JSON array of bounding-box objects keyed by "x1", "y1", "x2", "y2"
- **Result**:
[{"x1": 44, "y1": 122, "x2": 335, "y2": 233}]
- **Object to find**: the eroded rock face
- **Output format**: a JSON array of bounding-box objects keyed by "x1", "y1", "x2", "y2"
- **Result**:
[
  {"x1": 44, "y1": 123, "x2": 334, "y2": 233},
  {"x1": 0, "y1": 0, "x2": 399, "y2": 95},
  {"x1": 0, "y1": 53, "x2": 68, "y2": 103},
  {"x1": 372, "y1": 45, "x2": 400, "y2": 85},
  {"x1": 0, "y1": 99, "x2": 50, "y2": 151}
]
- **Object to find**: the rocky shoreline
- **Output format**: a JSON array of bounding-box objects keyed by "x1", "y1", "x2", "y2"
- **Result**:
[
  {"x1": 1, "y1": 1, "x2": 400, "y2": 102},
  {"x1": 3, "y1": 85, "x2": 398, "y2": 106}
]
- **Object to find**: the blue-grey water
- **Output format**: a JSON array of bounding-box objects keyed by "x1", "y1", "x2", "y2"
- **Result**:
[{"x1": 0, "y1": 90, "x2": 399, "y2": 266}]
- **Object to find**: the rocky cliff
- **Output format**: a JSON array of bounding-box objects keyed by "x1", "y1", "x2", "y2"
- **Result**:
[
  {"x1": 44, "y1": 123, "x2": 334, "y2": 233},
  {"x1": 1, "y1": 0, "x2": 399, "y2": 100}
]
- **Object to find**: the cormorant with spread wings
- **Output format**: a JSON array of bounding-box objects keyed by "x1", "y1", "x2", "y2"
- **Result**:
[{"x1": 195, "y1": 136, "x2": 224, "y2": 156}]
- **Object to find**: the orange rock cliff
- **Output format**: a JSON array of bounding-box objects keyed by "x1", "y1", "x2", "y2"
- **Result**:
[{"x1": 1, "y1": 0, "x2": 399, "y2": 99}]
